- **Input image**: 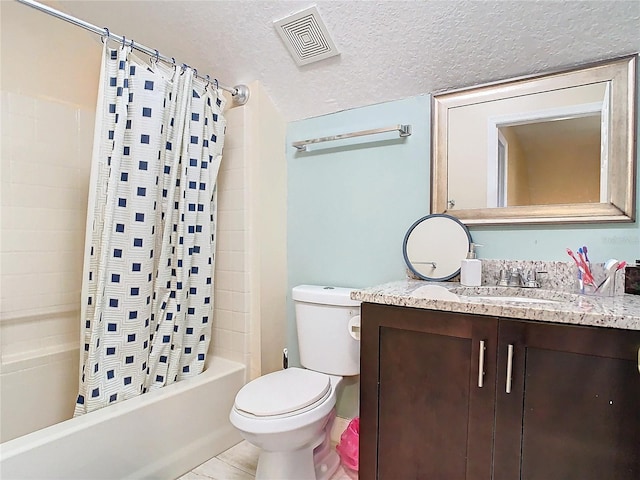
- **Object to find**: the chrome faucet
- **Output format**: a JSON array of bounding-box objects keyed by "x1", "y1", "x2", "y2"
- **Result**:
[
  {"x1": 498, "y1": 268, "x2": 545, "y2": 288},
  {"x1": 522, "y1": 269, "x2": 545, "y2": 288},
  {"x1": 508, "y1": 268, "x2": 524, "y2": 287}
]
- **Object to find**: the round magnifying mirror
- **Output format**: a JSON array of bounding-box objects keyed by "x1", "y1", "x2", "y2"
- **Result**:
[{"x1": 403, "y1": 213, "x2": 472, "y2": 281}]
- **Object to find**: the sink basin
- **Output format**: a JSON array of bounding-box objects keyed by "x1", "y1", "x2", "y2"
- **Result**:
[
  {"x1": 471, "y1": 295, "x2": 561, "y2": 304},
  {"x1": 448, "y1": 286, "x2": 577, "y2": 304}
]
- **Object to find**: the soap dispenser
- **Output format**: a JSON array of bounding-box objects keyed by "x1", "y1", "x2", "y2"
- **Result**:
[{"x1": 460, "y1": 243, "x2": 482, "y2": 287}]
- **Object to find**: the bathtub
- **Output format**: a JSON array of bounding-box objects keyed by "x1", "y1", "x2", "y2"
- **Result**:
[{"x1": 0, "y1": 356, "x2": 245, "y2": 479}]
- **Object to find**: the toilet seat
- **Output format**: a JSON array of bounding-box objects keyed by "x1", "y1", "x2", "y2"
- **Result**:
[{"x1": 234, "y1": 368, "x2": 331, "y2": 418}]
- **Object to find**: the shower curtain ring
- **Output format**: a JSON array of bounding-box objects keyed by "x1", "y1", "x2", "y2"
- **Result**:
[
  {"x1": 193, "y1": 69, "x2": 197, "y2": 78},
  {"x1": 205, "y1": 74, "x2": 211, "y2": 88},
  {"x1": 171, "y1": 57, "x2": 176, "y2": 71},
  {"x1": 154, "y1": 49, "x2": 159, "y2": 64},
  {"x1": 214, "y1": 78, "x2": 219, "y2": 90},
  {"x1": 101, "y1": 27, "x2": 110, "y2": 44},
  {"x1": 121, "y1": 35, "x2": 126, "y2": 47}
]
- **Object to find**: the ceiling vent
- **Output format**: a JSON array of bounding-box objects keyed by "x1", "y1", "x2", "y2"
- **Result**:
[{"x1": 273, "y1": 6, "x2": 340, "y2": 66}]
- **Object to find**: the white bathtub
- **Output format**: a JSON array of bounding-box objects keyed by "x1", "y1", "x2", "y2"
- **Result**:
[{"x1": 0, "y1": 356, "x2": 245, "y2": 479}]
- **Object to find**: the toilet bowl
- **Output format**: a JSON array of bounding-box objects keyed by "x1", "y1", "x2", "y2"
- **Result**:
[
  {"x1": 229, "y1": 285, "x2": 361, "y2": 480},
  {"x1": 230, "y1": 368, "x2": 342, "y2": 480}
]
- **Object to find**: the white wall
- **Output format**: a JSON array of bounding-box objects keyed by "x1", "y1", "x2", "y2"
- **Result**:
[
  {"x1": 0, "y1": 0, "x2": 100, "y2": 442},
  {"x1": 212, "y1": 106, "x2": 251, "y2": 366},
  {"x1": 248, "y1": 81, "x2": 287, "y2": 378},
  {"x1": 215, "y1": 82, "x2": 287, "y2": 382}
]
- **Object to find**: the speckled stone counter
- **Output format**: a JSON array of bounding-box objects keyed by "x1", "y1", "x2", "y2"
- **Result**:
[{"x1": 351, "y1": 279, "x2": 640, "y2": 331}]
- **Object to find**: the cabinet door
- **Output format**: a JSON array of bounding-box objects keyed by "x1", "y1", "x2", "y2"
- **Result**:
[
  {"x1": 360, "y1": 303, "x2": 497, "y2": 480},
  {"x1": 494, "y1": 319, "x2": 640, "y2": 480}
]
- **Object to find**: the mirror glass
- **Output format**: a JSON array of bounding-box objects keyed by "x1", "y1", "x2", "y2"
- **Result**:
[
  {"x1": 403, "y1": 214, "x2": 471, "y2": 281},
  {"x1": 432, "y1": 55, "x2": 637, "y2": 225}
]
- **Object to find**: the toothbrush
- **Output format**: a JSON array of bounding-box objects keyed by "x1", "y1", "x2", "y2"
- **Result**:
[
  {"x1": 577, "y1": 247, "x2": 592, "y2": 273},
  {"x1": 566, "y1": 248, "x2": 580, "y2": 266},
  {"x1": 582, "y1": 246, "x2": 590, "y2": 264},
  {"x1": 577, "y1": 247, "x2": 586, "y2": 269},
  {"x1": 577, "y1": 247, "x2": 595, "y2": 283},
  {"x1": 567, "y1": 248, "x2": 595, "y2": 286},
  {"x1": 567, "y1": 248, "x2": 586, "y2": 284}
]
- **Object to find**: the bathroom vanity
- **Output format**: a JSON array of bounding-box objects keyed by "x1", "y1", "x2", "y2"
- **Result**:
[{"x1": 354, "y1": 280, "x2": 640, "y2": 480}]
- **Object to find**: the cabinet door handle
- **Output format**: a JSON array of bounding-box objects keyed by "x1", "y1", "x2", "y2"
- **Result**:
[
  {"x1": 506, "y1": 344, "x2": 514, "y2": 394},
  {"x1": 637, "y1": 347, "x2": 640, "y2": 374},
  {"x1": 478, "y1": 340, "x2": 486, "y2": 388}
]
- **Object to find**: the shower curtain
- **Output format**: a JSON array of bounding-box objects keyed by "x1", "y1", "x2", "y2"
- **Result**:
[{"x1": 75, "y1": 42, "x2": 226, "y2": 415}]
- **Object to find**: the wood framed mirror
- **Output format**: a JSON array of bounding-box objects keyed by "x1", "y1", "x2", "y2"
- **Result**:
[{"x1": 431, "y1": 55, "x2": 637, "y2": 225}]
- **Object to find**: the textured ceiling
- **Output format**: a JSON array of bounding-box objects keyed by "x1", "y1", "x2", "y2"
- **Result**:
[{"x1": 53, "y1": 0, "x2": 640, "y2": 122}]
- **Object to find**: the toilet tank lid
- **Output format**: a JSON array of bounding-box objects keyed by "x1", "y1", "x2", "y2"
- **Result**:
[{"x1": 292, "y1": 285, "x2": 361, "y2": 307}]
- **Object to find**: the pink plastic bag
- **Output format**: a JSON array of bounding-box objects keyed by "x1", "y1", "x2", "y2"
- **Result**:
[{"x1": 336, "y1": 416, "x2": 359, "y2": 472}]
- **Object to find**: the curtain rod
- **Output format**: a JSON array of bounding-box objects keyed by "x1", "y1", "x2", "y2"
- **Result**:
[{"x1": 16, "y1": 0, "x2": 250, "y2": 105}]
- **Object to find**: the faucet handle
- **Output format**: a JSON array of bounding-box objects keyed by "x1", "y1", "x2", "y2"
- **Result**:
[
  {"x1": 504, "y1": 267, "x2": 523, "y2": 287},
  {"x1": 498, "y1": 268, "x2": 509, "y2": 286},
  {"x1": 523, "y1": 270, "x2": 547, "y2": 288}
]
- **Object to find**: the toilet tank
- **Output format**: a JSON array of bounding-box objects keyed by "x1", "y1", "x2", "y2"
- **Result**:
[{"x1": 292, "y1": 285, "x2": 361, "y2": 376}]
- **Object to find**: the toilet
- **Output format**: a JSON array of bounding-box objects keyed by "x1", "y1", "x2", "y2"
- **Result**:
[{"x1": 229, "y1": 285, "x2": 361, "y2": 480}]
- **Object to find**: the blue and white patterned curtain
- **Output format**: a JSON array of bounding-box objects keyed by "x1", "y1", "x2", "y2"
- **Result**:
[{"x1": 75, "y1": 42, "x2": 226, "y2": 415}]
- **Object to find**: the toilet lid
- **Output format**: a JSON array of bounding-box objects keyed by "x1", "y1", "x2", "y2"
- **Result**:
[{"x1": 234, "y1": 368, "x2": 331, "y2": 417}]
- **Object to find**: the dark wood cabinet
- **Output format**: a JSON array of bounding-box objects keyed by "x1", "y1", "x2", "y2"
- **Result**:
[
  {"x1": 360, "y1": 303, "x2": 497, "y2": 480},
  {"x1": 360, "y1": 302, "x2": 640, "y2": 480},
  {"x1": 494, "y1": 319, "x2": 640, "y2": 480}
]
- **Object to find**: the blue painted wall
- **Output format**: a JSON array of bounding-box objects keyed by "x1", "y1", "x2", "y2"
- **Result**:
[
  {"x1": 286, "y1": 96, "x2": 430, "y2": 416},
  {"x1": 286, "y1": 91, "x2": 639, "y2": 416},
  {"x1": 287, "y1": 96, "x2": 432, "y2": 288},
  {"x1": 287, "y1": 95, "x2": 431, "y2": 360}
]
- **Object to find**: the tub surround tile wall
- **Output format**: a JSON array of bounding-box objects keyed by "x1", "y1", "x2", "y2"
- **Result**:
[
  {"x1": 1, "y1": 92, "x2": 92, "y2": 320},
  {"x1": 216, "y1": 82, "x2": 286, "y2": 382},
  {"x1": 215, "y1": 106, "x2": 251, "y2": 367},
  {"x1": 0, "y1": 308, "x2": 80, "y2": 364},
  {"x1": 0, "y1": 91, "x2": 91, "y2": 442},
  {"x1": 0, "y1": 1, "x2": 101, "y2": 442},
  {"x1": 0, "y1": 349, "x2": 78, "y2": 442}
]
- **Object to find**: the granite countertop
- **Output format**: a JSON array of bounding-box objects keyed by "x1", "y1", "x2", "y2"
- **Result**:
[{"x1": 351, "y1": 279, "x2": 640, "y2": 331}]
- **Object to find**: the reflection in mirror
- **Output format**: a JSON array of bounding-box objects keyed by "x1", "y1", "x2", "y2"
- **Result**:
[
  {"x1": 432, "y1": 55, "x2": 637, "y2": 225},
  {"x1": 403, "y1": 214, "x2": 471, "y2": 281},
  {"x1": 497, "y1": 115, "x2": 602, "y2": 207}
]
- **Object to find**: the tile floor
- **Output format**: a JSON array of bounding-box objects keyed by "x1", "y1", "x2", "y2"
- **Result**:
[{"x1": 178, "y1": 440, "x2": 356, "y2": 480}]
